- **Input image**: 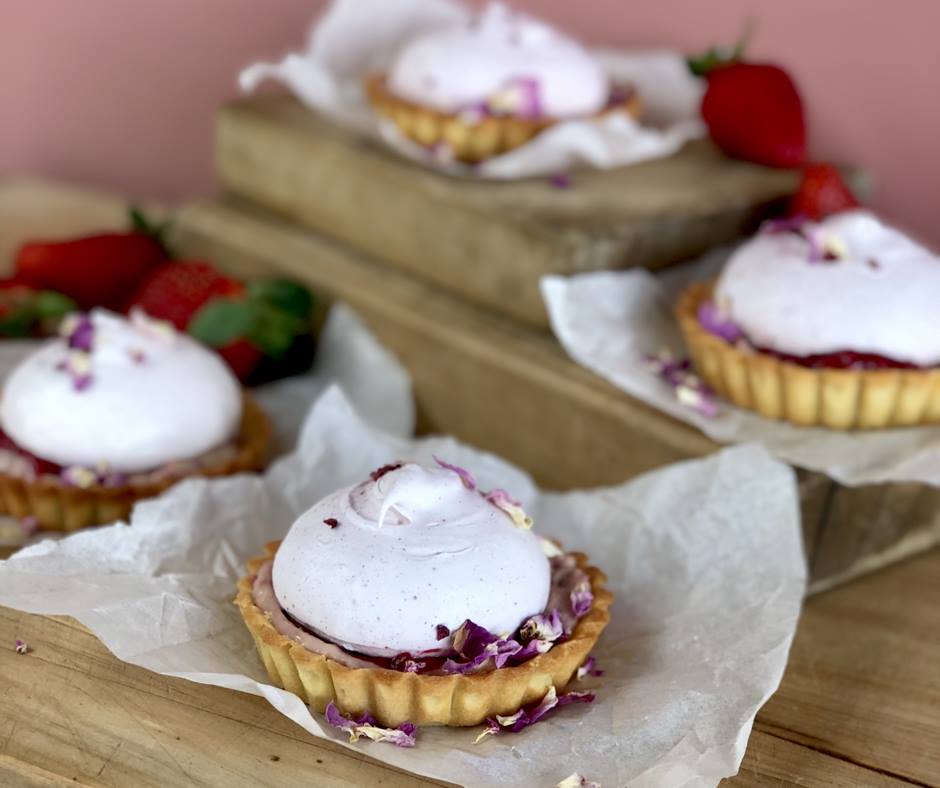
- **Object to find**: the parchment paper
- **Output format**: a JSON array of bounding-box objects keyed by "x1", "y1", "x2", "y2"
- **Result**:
[
  {"x1": 0, "y1": 385, "x2": 805, "y2": 787},
  {"x1": 0, "y1": 303, "x2": 413, "y2": 546},
  {"x1": 239, "y1": 0, "x2": 705, "y2": 179},
  {"x1": 542, "y1": 255, "x2": 940, "y2": 487}
]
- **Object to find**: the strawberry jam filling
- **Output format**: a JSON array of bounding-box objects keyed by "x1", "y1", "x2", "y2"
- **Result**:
[{"x1": 754, "y1": 347, "x2": 921, "y2": 371}]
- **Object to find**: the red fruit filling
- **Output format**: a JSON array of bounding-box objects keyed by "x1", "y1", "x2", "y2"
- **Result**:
[{"x1": 755, "y1": 347, "x2": 921, "y2": 371}]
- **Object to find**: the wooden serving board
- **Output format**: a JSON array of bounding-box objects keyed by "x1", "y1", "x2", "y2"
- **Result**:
[
  {"x1": 216, "y1": 95, "x2": 806, "y2": 329},
  {"x1": 172, "y1": 198, "x2": 940, "y2": 595}
]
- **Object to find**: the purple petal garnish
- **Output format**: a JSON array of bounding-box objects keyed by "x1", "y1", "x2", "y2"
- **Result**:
[
  {"x1": 434, "y1": 457, "x2": 476, "y2": 490},
  {"x1": 324, "y1": 701, "x2": 417, "y2": 747},
  {"x1": 128, "y1": 348, "x2": 147, "y2": 364},
  {"x1": 60, "y1": 313, "x2": 95, "y2": 352},
  {"x1": 18, "y1": 516, "x2": 39, "y2": 538},
  {"x1": 519, "y1": 610, "x2": 563, "y2": 644},
  {"x1": 550, "y1": 173, "x2": 572, "y2": 189},
  {"x1": 435, "y1": 624, "x2": 450, "y2": 641},
  {"x1": 473, "y1": 686, "x2": 594, "y2": 743},
  {"x1": 60, "y1": 465, "x2": 98, "y2": 489},
  {"x1": 444, "y1": 619, "x2": 522, "y2": 674},
  {"x1": 576, "y1": 656, "x2": 604, "y2": 680},
  {"x1": 488, "y1": 76, "x2": 543, "y2": 119},
  {"x1": 570, "y1": 580, "x2": 593, "y2": 618},
  {"x1": 483, "y1": 488, "x2": 533, "y2": 529},
  {"x1": 696, "y1": 300, "x2": 742, "y2": 343},
  {"x1": 761, "y1": 214, "x2": 808, "y2": 235},
  {"x1": 60, "y1": 350, "x2": 93, "y2": 392},
  {"x1": 556, "y1": 774, "x2": 602, "y2": 788},
  {"x1": 390, "y1": 653, "x2": 426, "y2": 673},
  {"x1": 323, "y1": 518, "x2": 339, "y2": 529},
  {"x1": 369, "y1": 463, "x2": 402, "y2": 482},
  {"x1": 644, "y1": 351, "x2": 719, "y2": 419},
  {"x1": 14, "y1": 639, "x2": 28, "y2": 655}
]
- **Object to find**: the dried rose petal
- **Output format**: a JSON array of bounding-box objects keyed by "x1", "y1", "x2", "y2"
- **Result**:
[
  {"x1": 324, "y1": 701, "x2": 416, "y2": 747},
  {"x1": 390, "y1": 653, "x2": 426, "y2": 673},
  {"x1": 556, "y1": 774, "x2": 602, "y2": 788},
  {"x1": 761, "y1": 214, "x2": 808, "y2": 235},
  {"x1": 435, "y1": 624, "x2": 450, "y2": 641},
  {"x1": 323, "y1": 518, "x2": 339, "y2": 529},
  {"x1": 130, "y1": 307, "x2": 176, "y2": 341},
  {"x1": 60, "y1": 465, "x2": 98, "y2": 489},
  {"x1": 62, "y1": 350, "x2": 93, "y2": 391},
  {"x1": 60, "y1": 313, "x2": 95, "y2": 352},
  {"x1": 570, "y1": 580, "x2": 593, "y2": 618},
  {"x1": 14, "y1": 639, "x2": 28, "y2": 655},
  {"x1": 473, "y1": 686, "x2": 594, "y2": 743},
  {"x1": 127, "y1": 348, "x2": 147, "y2": 364},
  {"x1": 19, "y1": 516, "x2": 39, "y2": 538},
  {"x1": 550, "y1": 174, "x2": 572, "y2": 189},
  {"x1": 519, "y1": 610, "x2": 563, "y2": 643},
  {"x1": 433, "y1": 457, "x2": 476, "y2": 490},
  {"x1": 576, "y1": 656, "x2": 604, "y2": 680},
  {"x1": 644, "y1": 351, "x2": 719, "y2": 419},
  {"x1": 444, "y1": 619, "x2": 522, "y2": 674},
  {"x1": 369, "y1": 463, "x2": 402, "y2": 482},
  {"x1": 484, "y1": 488, "x2": 533, "y2": 529},
  {"x1": 488, "y1": 77, "x2": 543, "y2": 119},
  {"x1": 696, "y1": 300, "x2": 743, "y2": 343}
]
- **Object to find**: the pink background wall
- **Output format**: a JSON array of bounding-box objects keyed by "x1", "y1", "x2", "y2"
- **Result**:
[{"x1": 4, "y1": 1, "x2": 938, "y2": 246}]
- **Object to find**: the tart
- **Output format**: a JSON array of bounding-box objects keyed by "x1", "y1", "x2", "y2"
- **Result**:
[
  {"x1": 0, "y1": 309, "x2": 270, "y2": 531},
  {"x1": 236, "y1": 460, "x2": 611, "y2": 728},
  {"x1": 366, "y1": 3, "x2": 640, "y2": 163},
  {"x1": 676, "y1": 210, "x2": 940, "y2": 429}
]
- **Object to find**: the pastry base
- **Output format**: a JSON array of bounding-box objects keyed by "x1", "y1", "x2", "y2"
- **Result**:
[
  {"x1": 236, "y1": 540, "x2": 612, "y2": 728},
  {"x1": 365, "y1": 74, "x2": 642, "y2": 164},
  {"x1": 676, "y1": 282, "x2": 940, "y2": 429},
  {"x1": 0, "y1": 394, "x2": 271, "y2": 532}
]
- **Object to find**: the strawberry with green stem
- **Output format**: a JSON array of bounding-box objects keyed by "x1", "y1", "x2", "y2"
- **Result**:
[{"x1": 690, "y1": 24, "x2": 807, "y2": 169}]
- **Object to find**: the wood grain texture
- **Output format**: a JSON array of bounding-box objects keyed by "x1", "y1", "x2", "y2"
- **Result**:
[
  {"x1": 216, "y1": 95, "x2": 803, "y2": 329},
  {"x1": 171, "y1": 197, "x2": 940, "y2": 594},
  {"x1": 4, "y1": 550, "x2": 937, "y2": 786}
]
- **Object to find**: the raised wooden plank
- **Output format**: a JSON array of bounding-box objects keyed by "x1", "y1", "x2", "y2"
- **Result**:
[
  {"x1": 217, "y1": 95, "x2": 805, "y2": 329},
  {"x1": 171, "y1": 197, "x2": 940, "y2": 594}
]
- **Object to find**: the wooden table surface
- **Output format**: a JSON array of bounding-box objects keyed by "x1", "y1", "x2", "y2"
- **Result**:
[
  {"x1": 1, "y1": 179, "x2": 938, "y2": 787},
  {"x1": 2, "y1": 546, "x2": 937, "y2": 787}
]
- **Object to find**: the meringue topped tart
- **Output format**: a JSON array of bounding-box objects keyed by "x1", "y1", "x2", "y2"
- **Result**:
[
  {"x1": 387, "y1": 3, "x2": 609, "y2": 119},
  {"x1": 675, "y1": 210, "x2": 940, "y2": 428},
  {"x1": 365, "y1": 2, "x2": 639, "y2": 163},
  {"x1": 0, "y1": 309, "x2": 269, "y2": 530},
  {"x1": 237, "y1": 460, "x2": 612, "y2": 727}
]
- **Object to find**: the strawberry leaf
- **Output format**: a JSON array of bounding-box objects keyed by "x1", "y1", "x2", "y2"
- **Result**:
[
  {"x1": 188, "y1": 298, "x2": 256, "y2": 348},
  {"x1": 248, "y1": 279, "x2": 314, "y2": 319},
  {"x1": 128, "y1": 204, "x2": 172, "y2": 257},
  {"x1": 687, "y1": 18, "x2": 755, "y2": 76},
  {"x1": 34, "y1": 290, "x2": 77, "y2": 320},
  {"x1": 246, "y1": 302, "x2": 302, "y2": 359}
]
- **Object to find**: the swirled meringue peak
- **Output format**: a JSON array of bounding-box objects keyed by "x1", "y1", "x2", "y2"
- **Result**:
[
  {"x1": 0, "y1": 308, "x2": 242, "y2": 473},
  {"x1": 271, "y1": 461, "x2": 551, "y2": 658},
  {"x1": 387, "y1": 2, "x2": 609, "y2": 118}
]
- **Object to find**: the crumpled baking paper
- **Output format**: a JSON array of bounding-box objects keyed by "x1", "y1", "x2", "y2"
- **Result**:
[
  {"x1": 239, "y1": 0, "x2": 705, "y2": 179},
  {"x1": 0, "y1": 384, "x2": 805, "y2": 787},
  {"x1": 0, "y1": 303, "x2": 413, "y2": 546},
  {"x1": 542, "y1": 254, "x2": 940, "y2": 487}
]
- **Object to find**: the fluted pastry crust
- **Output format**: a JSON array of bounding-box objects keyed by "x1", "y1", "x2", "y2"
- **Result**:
[
  {"x1": 236, "y1": 540, "x2": 612, "y2": 727},
  {"x1": 676, "y1": 282, "x2": 940, "y2": 429}
]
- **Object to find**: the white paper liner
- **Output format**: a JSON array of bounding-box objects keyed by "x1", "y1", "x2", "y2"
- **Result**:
[
  {"x1": 0, "y1": 303, "x2": 413, "y2": 546},
  {"x1": 0, "y1": 385, "x2": 805, "y2": 787},
  {"x1": 542, "y1": 252, "x2": 940, "y2": 487},
  {"x1": 239, "y1": 0, "x2": 705, "y2": 179}
]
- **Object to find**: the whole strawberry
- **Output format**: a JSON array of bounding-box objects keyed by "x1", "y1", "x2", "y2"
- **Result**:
[
  {"x1": 691, "y1": 37, "x2": 806, "y2": 169},
  {"x1": 789, "y1": 163, "x2": 860, "y2": 220}
]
